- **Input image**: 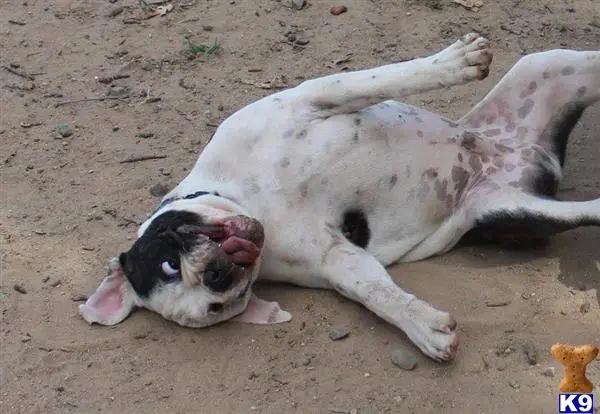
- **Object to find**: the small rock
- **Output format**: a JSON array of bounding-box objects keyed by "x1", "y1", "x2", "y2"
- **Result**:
[
  {"x1": 523, "y1": 342, "x2": 537, "y2": 365},
  {"x1": 291, "y1": 0, "x2": 306, "y2": 10},
  {"x1": 135, "y1": 132, "x2": 154, "y2": 139},
  {"x1": 107, "y1": 6, "x2": 124, "y2": 17},
  {"x1": 56, "y1": 123, "x2": 73, "y2": 138},
  {"x1": 580, "y1": 302, "x2": 590, "y2": 313},
  {"x1": 13, "y1": 284, "x2": 27, "y2": 294},
  {"x1": 141, "y1": 60, "x2": 154, "y2": 71},
  {"x1": 248, "y1": 371, "x2": 258, "y2": 380},
  {"x1": 202, "y1": 25, "x2": 214, "y2": 31},
  {"x1": 56, "y1": 386, "x2": 65, "y2": 392},
  {"x1": 330, "y1": 5, "x2": 347, "y2": 15},
  {"x1": 329, "y1": 327, "x2": 350, "y2": 341},
  {"x1": 390, "y1": 348, "x2": 418, "y2": 371},
  {"x1": 299, "y1": 356, "x2": 311, "y2": 366},
  {"x1": 508, "y1": 379, "x2": 520, "y2": 390},
  {"x1": 108, "y1": 86, "x2": 129, "y2": 97},
  {"x1": 485, "y1": 298, "x2": 512, "y2": 307},
  {"x1": 541, "y1": 367, "x2": 555, "y2": 377},
  {"x1": 71, "y1": 294, "x2": 88, "y2": 302},
  {"x1": 150, "y1": 183, "x2": 169, "y2": 197},
  {"x1": 134, "y1": 330, "x2": 150, "y2": 340},
  {"x1": 21, "y1": 335, "x2": 32, "y2": 343}
]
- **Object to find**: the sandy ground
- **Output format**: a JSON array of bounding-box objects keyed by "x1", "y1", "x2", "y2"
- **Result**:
[{"x1": 1, "y1": 1, "x2": 599, "y2": 413}]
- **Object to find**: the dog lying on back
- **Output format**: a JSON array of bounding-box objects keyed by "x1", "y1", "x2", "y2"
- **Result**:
[{"x1": 80, "y1": 34, "x2": 600, "y2": 361}]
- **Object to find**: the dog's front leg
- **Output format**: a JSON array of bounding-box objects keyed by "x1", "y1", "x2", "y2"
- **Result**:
[
  {"x1": 290, "y1": 33, "x2": 492, "y2": 117},
  {"x1": 318, "y1": 236, "x2": 458, "y2": 361}
]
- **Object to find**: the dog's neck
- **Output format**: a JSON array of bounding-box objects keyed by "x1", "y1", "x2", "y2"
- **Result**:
[{"x1": 151, "y1": 190, "x2": 220, "y2": 216}]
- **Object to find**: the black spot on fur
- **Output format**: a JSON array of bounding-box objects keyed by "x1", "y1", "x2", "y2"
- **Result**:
[
  {"x1": 530, "y1": 164, "x2": 560, "y2": 198},
  {"x1": 120, "y1": 211, "x2": 204, "y2": 297},
  {"x1": 539, "y1": 102, "x2": 586, "y2": 167},
  {"x1": 341, "y1": 209, "x2": 370, "y2": 248},
  {"x1": 461, "y1": 209, "x2": 599, "y2": 247}
]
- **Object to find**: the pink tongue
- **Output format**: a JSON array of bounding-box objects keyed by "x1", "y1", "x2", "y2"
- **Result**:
[{"x1": 221, "y1": 236, "x2": 260, "y2": 265}]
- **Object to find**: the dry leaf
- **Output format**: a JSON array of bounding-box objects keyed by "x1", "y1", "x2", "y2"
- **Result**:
[
  {"x1": 453, "y1": 0, "x2": 484, "y2": 11},
  {"x1": 156, "y1": 4, "x2": 173, "y2": 16}
]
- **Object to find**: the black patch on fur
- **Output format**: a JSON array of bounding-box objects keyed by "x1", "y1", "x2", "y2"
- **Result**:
[
  {"x1": 341, "y1": 209, "x2": 370, "y2": 248},
  {"x1": 540, "y1": 102, "x2": 586, "y2": 167},
  {"x1": 460, "y1": 209, "x2": 599, "y2": 247},
  {"x1": 119, "y1": 211, "x2": 205, "y2": 297},
  {"x1": 530, "y1": 164, "x2": 560, "y2": 198}
]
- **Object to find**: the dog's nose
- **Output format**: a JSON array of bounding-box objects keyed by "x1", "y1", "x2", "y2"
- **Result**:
[{"x1": 203, "y1": 264, "x2": 235, "y2": 292}]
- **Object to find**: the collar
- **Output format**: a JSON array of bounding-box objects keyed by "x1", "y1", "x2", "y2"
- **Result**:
[{"x1": 151, "y1": 190, "x2": 220, "y2": 216}]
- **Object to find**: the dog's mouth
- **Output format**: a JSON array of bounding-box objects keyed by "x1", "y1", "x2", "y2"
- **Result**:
[{"x1": 179, "y1": 215, "x2": 265, "y2": 267}]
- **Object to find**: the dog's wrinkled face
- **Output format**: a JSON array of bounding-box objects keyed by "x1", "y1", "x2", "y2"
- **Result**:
[
  {"x1": 78, "y1": 206, "x2": 268, "y2": 328},
  {"x1": 121, "y1": 210, "x2": 265, "y2": 327}
]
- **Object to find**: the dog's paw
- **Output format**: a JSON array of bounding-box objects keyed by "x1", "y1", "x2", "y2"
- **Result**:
[
  {"x1": 403, "y1": 299, "x2": 459, "y2": 362},
  {"x1": 431, "y1": 32, "x2": 493, "y2": 82}
]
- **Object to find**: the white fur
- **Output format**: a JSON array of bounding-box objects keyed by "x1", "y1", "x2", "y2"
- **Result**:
[{"x1": 124, "y1": 35, "x2": 600, "y2": 361}]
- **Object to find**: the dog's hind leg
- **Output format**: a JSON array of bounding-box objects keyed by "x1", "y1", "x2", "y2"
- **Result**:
[
  {"x1": 459, "y1": 50, "x2": 600, "y2": 166},
  {"x1": 315, "y1": 225, "x2": 458, "y2": 361},
  {"x1": 462, "y1": 190, "x2": 600, "y2": 246},
  {"x1": 288, "y1": 33, "x2": 492, "y2": 117}
]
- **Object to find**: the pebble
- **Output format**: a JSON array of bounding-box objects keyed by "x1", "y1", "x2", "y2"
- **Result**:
[
  {"x1": 71, "y1": 294, "x2": 88, "y2": 302},
  {"x1": 522, "y1": 342, "x2": 537, "y2": 365},
  {"x1": 291, "y1": 0, "x2": 305, "y2": 10},
  {"x1": 580, "y1": 302, "x2": 590, "y2": 313},
  {"x1": 135, "y1": 132, "x2": 154, "y2": 139},
  {"x1": 56, "y1": 386, "x2": 65, "y2": 392},
  {"x1": 330, "y1": 5, "x2": 347, "y2": 15},
  {"x1": 107, "y1": 6, "x2": 124, "y2": 17},
  {"x1": 485, "y1": 298, "x2": 512, "y2": 307},
  {"x1": 329, "y1": 327, "x2": 350, "y2": 341},
  {"x1": 133, "y1": 330, "x2": 150, "y2": 340},
  {"x1": 541, "y1": 367, "x2": 555, "y2": 377},
  {"x1": 13, "y1": 284, "x2": 27, "y2": 294},
  {"x1": 390, "y1": 348, "x2": 418, "y2": 371},
  {"x1": 298, "y1": 356, "x2": 311, "y2": 366},
  {"x1": 508, "y1": 379, "x2": 520, "y2": 390},
  {"x1": 150, "y1": 183, "x2": 169, "y2": 197},
  {"x1": 108, "y1": 86, "x2": 129, "y2": 97},
  {"x1": 56, "y1": 123, "x2": 73, "y2": 138}
]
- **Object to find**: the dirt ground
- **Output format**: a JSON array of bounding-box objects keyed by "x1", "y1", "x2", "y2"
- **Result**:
[{"x1": 1, "y1": 0, "x2": 599, "y2": 413}]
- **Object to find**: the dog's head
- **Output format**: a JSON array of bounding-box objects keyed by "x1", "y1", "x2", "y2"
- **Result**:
[{"x1": 79, "y1": 201, "x2": 291, "y2": 327}]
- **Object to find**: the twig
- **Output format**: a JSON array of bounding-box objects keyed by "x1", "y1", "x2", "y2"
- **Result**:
[
  {"x1": 499, "y1": 24, "x2": 521, "y2": 35},
  {"x1": 3, "y1": 65, "x2": 34, "y2": 80},
  {"x1": 97, "y1": 74, "x2": 130, "y2": 84},
  {"x1": 54, "y1": 96, "x2": 127, "y2": 107},
  {"x1": 280, "y1": 40, "x2": 306, "y2": 49},
  {"x1": 119, "y1": 155, "x2": 167, "y2": 164}
]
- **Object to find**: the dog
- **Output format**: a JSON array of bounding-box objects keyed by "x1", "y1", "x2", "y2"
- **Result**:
[{"x1": 79, "y1": 33, "x2": 600, "y2": 362}]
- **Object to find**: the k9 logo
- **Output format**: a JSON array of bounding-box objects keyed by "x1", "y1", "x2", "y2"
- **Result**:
[{"x1": 558, "y1": 394, "x2": 594, "y2": 413}]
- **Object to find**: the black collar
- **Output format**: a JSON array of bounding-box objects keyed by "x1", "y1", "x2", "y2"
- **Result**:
[{"x1": 152, "y1": 190, "x2": 220, "y2": 216}]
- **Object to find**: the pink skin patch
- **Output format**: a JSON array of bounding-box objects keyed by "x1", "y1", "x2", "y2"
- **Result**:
[{"x1": 232, "y1": 294, "x2": 292, "y2": 324}]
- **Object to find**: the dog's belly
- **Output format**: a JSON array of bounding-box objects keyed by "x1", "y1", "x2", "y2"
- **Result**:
[{"x1": 179, "y1": 97, "x2": 529, "y2": 267}]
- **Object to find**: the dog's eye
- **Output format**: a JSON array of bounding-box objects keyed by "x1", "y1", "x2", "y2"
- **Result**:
[{"x1": 161, "y1": 260, "x2": 180, "y2": 276}]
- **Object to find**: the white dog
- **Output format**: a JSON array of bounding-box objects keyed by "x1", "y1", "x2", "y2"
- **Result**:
[{"x1": 80, "y1": 34, "x2": 600, "y2": 361}]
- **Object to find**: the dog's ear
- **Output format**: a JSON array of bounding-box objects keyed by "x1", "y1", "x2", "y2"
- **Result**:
[
  {"x1": 78, "y1": 256, "x2": 140, "y2": 326},
  {"x1": 231, "y1": 294, "x2": 292, "y2": 324}
]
